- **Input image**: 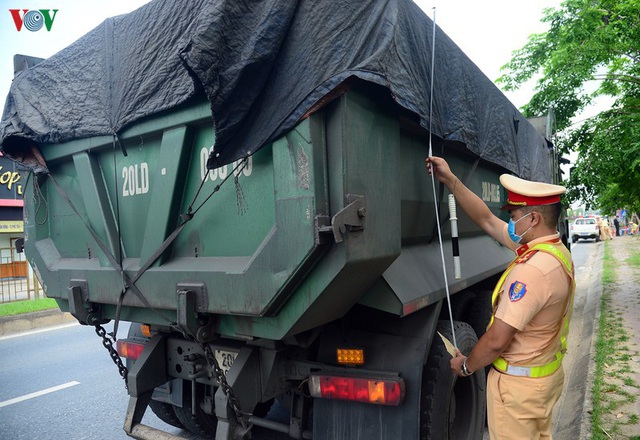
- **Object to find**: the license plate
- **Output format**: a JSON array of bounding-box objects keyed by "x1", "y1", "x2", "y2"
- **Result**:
[{"x1": 214, "y1": 349, "x2": 238, "y2": 375}]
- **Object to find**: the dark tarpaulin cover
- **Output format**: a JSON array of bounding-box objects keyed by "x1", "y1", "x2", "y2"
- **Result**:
[{"x1": 0, "y1": 0, "x2": 551, "y2": 182}]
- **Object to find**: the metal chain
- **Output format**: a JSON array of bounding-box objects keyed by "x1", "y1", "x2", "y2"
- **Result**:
[
  {"x1": 201, "y1": 343, "x2": 250, "y2": 432},
  {"x1": 95, "y1": 324, "x2": 129, "y2": 391}
]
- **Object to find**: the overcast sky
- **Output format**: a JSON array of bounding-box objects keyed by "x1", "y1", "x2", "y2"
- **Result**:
[{"x1": 0, "y1": 0, "x2": 562, "y2": 110}]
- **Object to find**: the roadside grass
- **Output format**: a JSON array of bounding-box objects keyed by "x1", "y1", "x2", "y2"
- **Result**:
[
  {"x1": 627, "y1": 252, "x2": 640, "y2": 268},
  {"x1": 0, "y1": 297, "x2": 58, "y2": 317},
  {"x1": 591, "y1": 239, "x2": 640, "y2": 439},
  {"x1": 590, "y1": 243, "x2": 614, "y2": 439}
]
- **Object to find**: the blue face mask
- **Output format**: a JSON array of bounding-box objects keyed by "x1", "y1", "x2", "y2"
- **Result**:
[{"x1": 508, "y1": 212, "x2": 532, "y2": 244}]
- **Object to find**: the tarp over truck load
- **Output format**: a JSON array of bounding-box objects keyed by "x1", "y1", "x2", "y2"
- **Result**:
[{"x1": 1, "y1": 0, "x2": 550, "y2": 182}]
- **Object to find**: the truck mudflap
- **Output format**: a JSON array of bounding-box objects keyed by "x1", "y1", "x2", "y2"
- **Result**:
[
  {"x1": 121, "y1": 330, "x2": 250, "y2": 440},
  {"x1": 122, "y1": 334, "x2": 174, "y2": 439},
  {"x1": 122, "y1": 331, "x2": 308, "y2": 439},
  {"x1": 311, "y1": 305, "x2": 486, "y2": 440},
  {"x1": 310, "y1": 306, "x2": 438, "y2": 440}
]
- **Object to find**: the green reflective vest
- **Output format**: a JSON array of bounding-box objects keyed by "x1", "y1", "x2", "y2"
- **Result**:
[{"x1": 490, "y1": 241, "x2": 575, "y2": 378}]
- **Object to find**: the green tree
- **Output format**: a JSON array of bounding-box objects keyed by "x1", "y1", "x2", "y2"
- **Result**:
[{"x1": 498, "y1": 0, "x2": 640, "y2": 212}]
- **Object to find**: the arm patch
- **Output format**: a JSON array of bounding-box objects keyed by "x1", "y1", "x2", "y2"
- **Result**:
[{"x1": 508, "y1": 281, "x2": 527, "y2": 301}]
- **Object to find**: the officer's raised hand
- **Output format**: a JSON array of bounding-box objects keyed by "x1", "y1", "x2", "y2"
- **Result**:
[{"x1": 425, "y1": 156, "x2": 455, "y2": 187}]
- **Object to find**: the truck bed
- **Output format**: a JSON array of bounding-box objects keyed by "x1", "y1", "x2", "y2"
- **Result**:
[{"x1": 24, "y1": 86, "x2": 514, "y2": 339}]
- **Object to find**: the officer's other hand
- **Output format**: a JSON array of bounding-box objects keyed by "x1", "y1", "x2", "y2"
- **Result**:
[{"x1": 450, "y1": 347, "x2": 467, "y2": 377}]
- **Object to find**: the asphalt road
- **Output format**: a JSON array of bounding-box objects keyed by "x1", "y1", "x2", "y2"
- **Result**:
[
  {"x1": 569, "y1": 235, "x2": 594, "y2": 267},
  {"x1": 0, "y1": 241, "x2": 597, "y2": 440},
  {"x1": 0, "y1": 321, "x2": 172, "y2": 439},
  {"x1": 0, "y1": 322, "x2": 287, "y2": 439}
]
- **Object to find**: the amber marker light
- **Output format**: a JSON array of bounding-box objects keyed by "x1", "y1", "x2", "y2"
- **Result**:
[
  {"x1": 140, "y1": 324, "x2": 152, "y2": 338},
  {"x1": 336, "y1": 348, "x2": 364, "y2": 365}
]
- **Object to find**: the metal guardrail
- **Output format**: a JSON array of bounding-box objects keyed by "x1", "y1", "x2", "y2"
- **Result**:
[{"x1": 0, "y1": 248, "x2": 44, "y2": 303}]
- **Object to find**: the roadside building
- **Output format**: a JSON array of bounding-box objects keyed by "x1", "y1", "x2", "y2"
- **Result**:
[{"x1": 0, "y1": 152, "x2": 26, "y2": 279}]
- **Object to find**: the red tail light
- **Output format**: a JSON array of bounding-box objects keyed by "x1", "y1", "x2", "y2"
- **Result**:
[
  {"x1": 116, "y1": 339, "x2": 145, "y2": 360},
  {"x1": 309, "y1": 374, "x2": 405, "y2": 406}
]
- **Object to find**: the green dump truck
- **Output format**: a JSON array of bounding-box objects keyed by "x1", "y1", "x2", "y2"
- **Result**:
[{"x1": 0, "y1": 1, "x2": 568, "y2": 439}]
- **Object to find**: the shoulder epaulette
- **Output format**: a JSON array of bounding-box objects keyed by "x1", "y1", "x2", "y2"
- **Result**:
[{"x1": 516, "y1": 250, "x2": 538, "y2": 264}]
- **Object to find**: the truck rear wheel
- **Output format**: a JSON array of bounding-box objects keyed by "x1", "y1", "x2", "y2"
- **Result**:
[
  {"x1": 148, "y1": 400, "x2": 184, "y2": 429},
  {"x1": 420, "y1": 320, "x2": 486, "y2": 440},
  {"x1": 172, "y1": 383, "x2": 218, "y2": 437},
  {"x1": 466, "y1": 291, "x2": 492, "y2": 341}
]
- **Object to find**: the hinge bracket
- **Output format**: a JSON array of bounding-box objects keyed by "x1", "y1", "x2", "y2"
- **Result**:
[
  {"x1": 68, "y1": 279, "x2": 107, "y2": 325},
  {"x1": 176, "y1": 283, "x2": 217, "y2": 343},
  {"x1": 317, "y1": 194, "x2": 366, "y2": 243}
]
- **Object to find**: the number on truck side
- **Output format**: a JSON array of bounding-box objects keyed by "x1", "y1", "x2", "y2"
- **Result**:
[
  {"x1": 122, "y1": 162, "x2": 149, "y2": 197},
  {"x1": 481, "y1": 181, "x2": 501, "y2": 203},
  {"x1": 199, "y1": 146, "x2": 253, "y2": 182}
]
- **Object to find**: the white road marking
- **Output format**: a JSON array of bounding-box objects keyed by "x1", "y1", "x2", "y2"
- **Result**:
[
  {"x1": 0, "y1": 322, "x2": 78, "y2": 341},
  {"x1": 0, "y1": 381, "x2": 81, "y2": 409}
]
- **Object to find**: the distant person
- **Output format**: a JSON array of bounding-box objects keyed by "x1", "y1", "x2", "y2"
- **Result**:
[
  {"x1": 426, "y1": 156, "x2": 574, "y2": 440},
  {"x1": 597, "y1": 217, "x2": 607, "y2": 241},
  {"x1": 602, "y1": 217, "x2": 614, "y2": 240},
  {"x1": 613, "y1": 216, "x2": 620, "y2": 236}
]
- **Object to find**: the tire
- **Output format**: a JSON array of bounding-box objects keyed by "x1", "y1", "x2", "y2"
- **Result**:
[
  {"x1": 254, "y1": 399, "x2": 275, "y2": 418},
  {"x1": 595, "y1": 235, "x2": 600, "y2": 242},
  {"x1": 172, "y1": 382, "x2": 218, "y2": 437},
  {"x1": 572, "y1": 235, "x2": 578, "y2": 243},
  {"x1": 149, "y1": 399, "x2": 185, "y2": 429},
  {"x1": 466, "y1": 292, "x2": 492, "y2": 341},
  {"x1": 448, "y1": 292, "x2": 475, "y2": 321},
  {"x1": 420, "y1": 321, "x2": 486, "y2": 440}
]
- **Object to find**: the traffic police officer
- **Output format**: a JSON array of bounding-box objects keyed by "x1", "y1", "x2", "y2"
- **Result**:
[{"x1": 426, "y1": 156, "x2": 574, "y2": 440}]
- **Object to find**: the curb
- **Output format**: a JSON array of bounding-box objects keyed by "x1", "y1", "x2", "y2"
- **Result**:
[
  {"x1": 0, "y1": 309, "x2": 77, "y2": 337},
  {"x1": 577, "y1": 243, "x2": 603, "y2": 440},
  {"x1": 553, "y1": 241, "x2": 603, "y2": 440}
]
